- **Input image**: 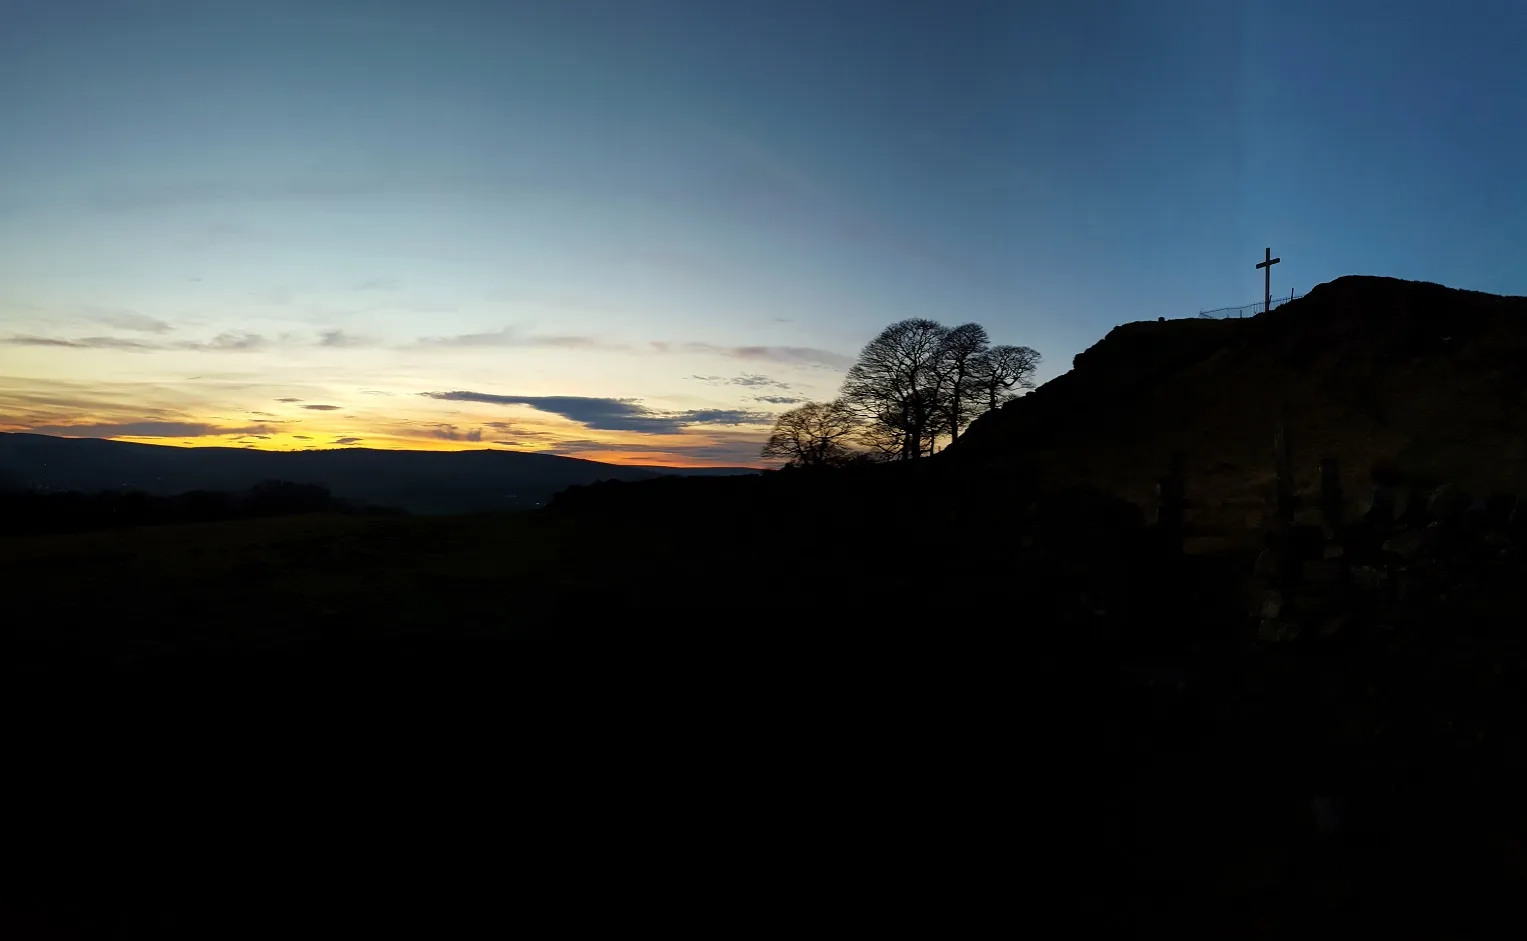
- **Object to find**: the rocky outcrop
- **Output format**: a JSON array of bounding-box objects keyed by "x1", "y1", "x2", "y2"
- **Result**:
[{"x1": 954, "y1": 276, "x2": 1527, "y2": 530}]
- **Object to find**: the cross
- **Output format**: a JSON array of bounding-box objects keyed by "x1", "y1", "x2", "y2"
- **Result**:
[{"x1": 1255, "y1": 246, "x2": 1281, "y2": 315}]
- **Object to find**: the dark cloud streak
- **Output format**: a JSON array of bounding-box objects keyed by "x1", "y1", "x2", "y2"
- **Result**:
[
  {"x1": 319, "y1": 329, "x2": 370, "y2": 348},
  {"x1": 691, "y1": 373, "x2": 793, "y2": 389},
  {"x1": 429, "y1": 424, "x2": 484, "y2": 442},
  {"x1": 422, "y1": 391, "x2": 675, "y2": 432},
  {"x1": 421, "y1": 391, "x2": 775, "y2": 434}
]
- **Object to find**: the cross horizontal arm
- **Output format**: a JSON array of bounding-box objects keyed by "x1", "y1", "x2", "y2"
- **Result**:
[{"x1": 1255, "y1": 257, "x2": 1281, "y2": 269}]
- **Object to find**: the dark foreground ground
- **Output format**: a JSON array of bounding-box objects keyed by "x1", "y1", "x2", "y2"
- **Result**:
[{"x1": 4, "y1": 468, "x2": 1526, "y2": 936}]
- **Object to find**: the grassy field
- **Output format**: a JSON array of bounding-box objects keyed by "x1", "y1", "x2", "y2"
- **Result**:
[
  {"x1": 1, "y1": 503, "x2": 1028, "y2": 934},
  {"x1": 0, "y1": 508, "x2": 770, "y2": 665},
  {"x1": 5, "y1": 486, "x2": 1526, "y2": 936}
]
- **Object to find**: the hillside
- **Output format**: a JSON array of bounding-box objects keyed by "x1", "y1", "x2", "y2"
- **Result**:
[
  {"x1": 955, "y1": 275, "x2": 1527, "y2": 527},
  {"x1": 0, "y1": 433, "x2": 757, "y2": 514}
]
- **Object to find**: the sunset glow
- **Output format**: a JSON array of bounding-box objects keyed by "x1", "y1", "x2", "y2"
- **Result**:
[{"x1": 4, "y1": 2, "x2": 1521, "y2": 467}]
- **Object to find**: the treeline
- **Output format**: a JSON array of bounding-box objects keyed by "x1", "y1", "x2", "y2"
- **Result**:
[
  {"x1": 0, "y1": 479, "x2": 405, "y2": 536},
  {"x1": 763, "y1": 319, "x2": 1040, "y2": 467}
]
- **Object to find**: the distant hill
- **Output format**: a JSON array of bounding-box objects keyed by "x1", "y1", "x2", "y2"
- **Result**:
[
  {"x1": 954, "y1": 275, "x2": 1527, "y2": 528},
  {"x1": 0, "y1": 433, "x2": 758, "y2": 514}
]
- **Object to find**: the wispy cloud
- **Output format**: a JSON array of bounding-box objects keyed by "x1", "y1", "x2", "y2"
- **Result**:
[
  {"x1": 717, "y1": 345, "x2": 854, "y2": 369},
  {"x1": 26, "y1": 421, "x2": 280, "y2": 438},
  {"x1": 301, "y1": 404, "x2": 343, "y2": 411},
  {"x1": 415, "y1": 326, "x2": 622, "y2": 350},
  {"x1": 414, "y1": 329, "x2": 844, "y2": 367},
  {"x1": 0, "y1": 379, "x2": 202, "y2": 418},
  {"x1": 181, "y1": 332, "x2": 269, "y2": 352},
  {"x1": 483, "y1": 421, "x2": 551, "y2": 437},
  {"x1": 429, "y1": 424, "x2": 484, "y2": 442},
  {"x1": 691, "y1": 373, "x2": 793, "y2": 389},
  {"x1": 3, "y1": 331, "x2": 279, "y2": 353},
  {"x1": 5, "y1": 321, "x2": 849, "y2": 370},
  {"x1": 333, "y1": 436, "x2": 364, "y2": 446},
  {"x1": 421, "y1": 391, "x2": 776, "y2": 434},
  {"x1": 754, "y1": 395, "x2": 805, "y2": 405},
  {"x1": 1, "y1": 335, "x2": 157, "y2": 351},
  {"x1": 2, "y1": 329, "x2": 358, "y2": 354},
  {"x1": 319, "y1": 329, "x2": 371, "y2": 348},
  {"x1": 680, "y1": 409, "x2": 776, "y2": 425},
  {"x1": 672, "y1": 343, "x2": 853, "y2": 369},
  {"x1": 276, "y1": 397, "x2": 303, "y2": 403}
]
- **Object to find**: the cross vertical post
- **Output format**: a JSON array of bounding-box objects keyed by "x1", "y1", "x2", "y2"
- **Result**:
[{"x1": 1255, "y1": 247, "x2": 1281, "y2": 315}]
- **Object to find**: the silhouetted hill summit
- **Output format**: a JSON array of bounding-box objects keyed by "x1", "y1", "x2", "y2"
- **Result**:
[
  {"x1": 0, "y1": 433, "x2": 757, "y2": 514},
  {"x1": 954, "y1": 275, "x2": 1527, "y2": 521}
]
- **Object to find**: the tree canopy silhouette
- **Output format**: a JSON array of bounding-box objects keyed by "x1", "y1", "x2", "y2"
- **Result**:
[
  {"x1": 834, "y1": 318, "x2": 1040, "y2": 459},
  {"x1": 840, "y1": 318, "x2": 949, "y2": 460},
  {"x1": 935, "y1": 322, "x2": 991, "y2": 445},
  {"x1": 970, "y1": 343, "x2": 1041, "y2": 414},
  {"x1": 759, "y1": 400, "x2": 863, "y2": 468}
]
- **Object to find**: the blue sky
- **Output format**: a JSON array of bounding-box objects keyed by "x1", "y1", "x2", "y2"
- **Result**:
[{"x1": 1, "y1": 0, "x2": 1522, "y2": 463}]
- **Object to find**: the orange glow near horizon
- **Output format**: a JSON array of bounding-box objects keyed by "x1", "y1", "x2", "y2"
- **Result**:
[
  {"x1": 0, "y1": 366, "x2": 793, "y2": 469},
  {"x1": 28, "y1": 429, "x2": 769, "y2": 468}
]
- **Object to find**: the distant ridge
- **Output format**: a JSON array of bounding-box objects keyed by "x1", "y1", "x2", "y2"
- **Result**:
[{"x1": 0, "y1": 433, "x2": 756, "y2": 514}]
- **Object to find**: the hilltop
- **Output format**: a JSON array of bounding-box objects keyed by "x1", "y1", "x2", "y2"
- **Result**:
[
  {"x1": 954, "y1": 275, "x2": 1527, "y2": 527},
  {"x1": 0, "y1": 432, "x2": 758, "y2": 515}
]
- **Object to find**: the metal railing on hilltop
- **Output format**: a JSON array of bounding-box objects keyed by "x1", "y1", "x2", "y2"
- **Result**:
[{"x1": 1194, "y1": 292, "x2": 1304, "y2": 320}]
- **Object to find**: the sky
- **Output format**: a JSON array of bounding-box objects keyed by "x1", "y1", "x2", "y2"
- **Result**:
[{"x1": 1, "y1": 0, "x2": 1523, "y2": 465}]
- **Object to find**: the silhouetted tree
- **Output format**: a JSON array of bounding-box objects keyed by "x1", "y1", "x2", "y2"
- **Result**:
[
  {"x1": 934, "y1": 322, "x2": 991, "y2": 446},
  {"x1": 840, "y1": 319, "x2": 1038, "y2": 456},
  {"x1": 856, "y1": 412, "x2": 912, "y2": 461},
  {"x1": 841, "y1": 318, "x2": 950, "y2": 460},
  {"x1": 969, "y1": 344, "x2": 1041, "y2": 413},
  {"x1": 760, "y1": 400, "x2": 863, "y2": 468}
]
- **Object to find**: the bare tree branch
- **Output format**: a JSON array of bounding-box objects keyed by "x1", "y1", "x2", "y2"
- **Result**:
[
  {"x1": 837, "y1": 319, "x2": 1039, "y2": 457},
  {"x1": 934, "y1": 322, "x2": 990, "y2": 446},
  {"x1": 760, "y1": 399, "x2": 864, "y2": 468},
  {"x1": 840, "y1": 319, "x2": 949, "y2": 460},
  {"x1": 969, "y1": 344, "x2": 1040, "y2": 413}
]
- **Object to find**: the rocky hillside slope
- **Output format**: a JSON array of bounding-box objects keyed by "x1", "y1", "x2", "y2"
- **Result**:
[{"x1": 954, "y1": 276, "x2": 1527, "y2": 527}]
